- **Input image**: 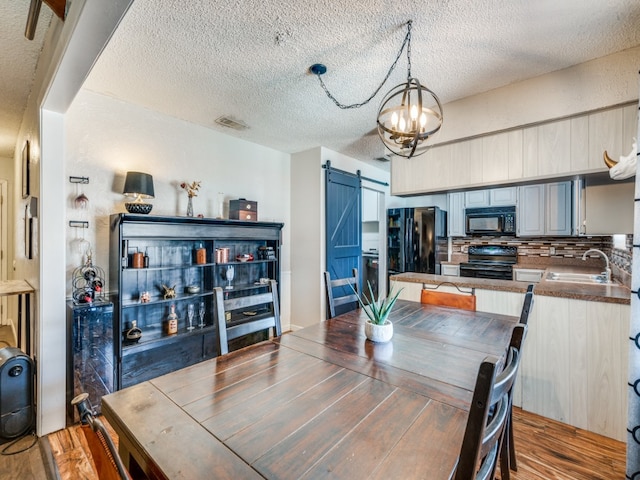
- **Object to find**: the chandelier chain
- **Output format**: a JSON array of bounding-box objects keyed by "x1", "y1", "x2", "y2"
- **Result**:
[{"x1": 314, "y1": 21, "x2": 413, "y2": 110}]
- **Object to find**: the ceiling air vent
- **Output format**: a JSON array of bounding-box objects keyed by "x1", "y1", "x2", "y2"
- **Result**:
[
  {"x1": 374, "y1": 155, "x2": 391, "y2": 162},
  {"x1": 215, "y1": 116, "x2": 249, "y2": 131}
]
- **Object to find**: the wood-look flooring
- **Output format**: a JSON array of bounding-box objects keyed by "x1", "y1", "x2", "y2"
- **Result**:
[{"x1": 44, "y1": 407, "x2": 625, "y2": 480}]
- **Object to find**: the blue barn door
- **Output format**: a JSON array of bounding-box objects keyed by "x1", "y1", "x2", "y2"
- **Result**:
[{"x1": 325, "y1": 162, "x2": 362, "y2": 316}]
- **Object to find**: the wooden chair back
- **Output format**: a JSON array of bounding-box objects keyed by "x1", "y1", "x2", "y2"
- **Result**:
[
  {"x1": 421, "y1": 282, "x2": 476, "y2": 311},
  {"x1": 213, "y1": 279, "x2": 281, "y2": 355},
  {"x1": 72, "y1": 393, "x2": 131, "y2": 480},
  {"x1": 518, "y1": 284, "x2": 535, "y2": 325},
  {"x1": 324, "y1": 268, "x2": 360, "y2": 319},
  {"x1": 453, "y1": 324, "x2": 524, "y2": 480}
]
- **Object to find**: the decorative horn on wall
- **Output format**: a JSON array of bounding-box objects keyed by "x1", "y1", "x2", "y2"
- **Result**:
[
  {"x1": 603, "y1": 150, "x2": 618, "y2": 168},
  {"x1": 603, "y1": 140, "x2": 638, "y2": 180}
]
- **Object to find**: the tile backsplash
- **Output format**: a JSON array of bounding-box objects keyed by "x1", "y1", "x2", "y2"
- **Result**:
[{"x1": 450, "y1": 234, "x2": 633, "y2": 283}]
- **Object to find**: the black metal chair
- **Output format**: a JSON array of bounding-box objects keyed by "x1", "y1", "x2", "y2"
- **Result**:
[
  {"x1": 71, "y1": 393, "x2": 130, "y2": 480},
  {"x1": 452, "y1": 324, "x2": 525, "y2": 480},
  {"x1": 213, "y1": 279, "x2": 281, "y2": 355},
  {"x1": 499, "y1": 285, "x2": 534, "y2": 479},
  {"x1": 518, "y1": 284, "x2": 535, "y2": 325},
  {"x1": 324, "y1": 268, "x2": 359, "y2": 319}
]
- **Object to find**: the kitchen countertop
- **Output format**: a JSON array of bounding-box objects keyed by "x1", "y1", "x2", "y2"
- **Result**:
[{"x1": 391, "y1": 265, "x2": 631, "y2": 305}]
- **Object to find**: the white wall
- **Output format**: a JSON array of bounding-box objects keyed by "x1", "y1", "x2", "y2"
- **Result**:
[
  {"x1": 290, "y1": 146, "x2": 390, "y2": 329},
  {"x1": 65, "y1": 89, "x2": 292, "y2": 330}
]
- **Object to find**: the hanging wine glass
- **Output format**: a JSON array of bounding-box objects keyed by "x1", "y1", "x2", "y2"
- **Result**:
[
  {"x1": 187, "y1": 304, "x2": 195, "y2": 331},
  {"x1": 225, "y1": 265, "x2": 235, "y2": 289},
  {"x1": 198, "y1": 301, "x2": 206, "y2": 328}
]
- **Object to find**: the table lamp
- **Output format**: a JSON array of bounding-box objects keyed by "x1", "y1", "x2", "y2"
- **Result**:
[{"x1": 123, "y1": 171, "x2": 154, "y2": 214}]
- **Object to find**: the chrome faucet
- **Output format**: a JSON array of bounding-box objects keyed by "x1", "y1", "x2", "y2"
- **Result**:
[{"x1": 581, "y1": 249, "x2": 611, "y2": 283}]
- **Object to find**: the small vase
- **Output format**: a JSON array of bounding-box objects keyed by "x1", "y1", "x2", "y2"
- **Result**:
[
  {"x1": 364, "y1": 319, "x2": 393, "y2": 343},
  {"x1": 186, "y1": 196, "x2": 194, "y2": 217}
]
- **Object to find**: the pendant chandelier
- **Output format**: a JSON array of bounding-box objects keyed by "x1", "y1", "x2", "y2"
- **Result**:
[{"x1": 310, "y1": 20, "x2": 443, "y2": 159}]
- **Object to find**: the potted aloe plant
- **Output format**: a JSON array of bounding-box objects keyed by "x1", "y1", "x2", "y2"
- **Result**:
[{"x1": 354, "y1": 282, "x2": 403, "y2": 343}]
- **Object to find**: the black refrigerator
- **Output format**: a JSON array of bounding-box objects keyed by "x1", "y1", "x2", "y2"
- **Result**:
[{"x1": 387, "y1": 207, "x2": 447, "y2": 278}]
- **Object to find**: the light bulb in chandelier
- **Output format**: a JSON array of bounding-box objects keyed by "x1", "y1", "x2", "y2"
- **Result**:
[{"x1": 377, "y1": 77, "x2": 443, "y2": 158}]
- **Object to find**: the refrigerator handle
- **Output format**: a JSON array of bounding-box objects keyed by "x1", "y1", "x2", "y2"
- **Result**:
[{"x1": 405, "y1": 216, "x2": 413, "y2": 271}]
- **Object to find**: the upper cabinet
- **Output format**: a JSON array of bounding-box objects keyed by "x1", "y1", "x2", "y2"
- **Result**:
[
  {"x1": 517, "y1": 181, "x2": 572, "y2": 236},
  {"x1": 465, "y1": 186, "x2": 517, "y2": 208},
  {"x1": 447, "y1": 192, "x2": 466, "y2": 237},
  {"x1": 391, "y1": 103, "x2": 637, "y2": 196},
  {"x1": 576, "y1": 177, "x2": 634, "y2": 235},
  {"x1": 362, "y1": 188, "x2": 379, "y2": 222}
]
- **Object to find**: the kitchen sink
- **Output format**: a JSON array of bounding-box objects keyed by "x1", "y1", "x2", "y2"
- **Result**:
[{"x1": 546, "y1": 271, "x2": 611, "y2": 285}]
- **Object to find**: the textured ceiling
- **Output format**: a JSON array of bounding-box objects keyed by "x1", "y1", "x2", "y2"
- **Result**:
[
  {"x1": 0, "y1": 1, "x2": 51, "y2": 158},
  {"x1": 2, "y1": 1, "x2": 640, "y2": 166}
]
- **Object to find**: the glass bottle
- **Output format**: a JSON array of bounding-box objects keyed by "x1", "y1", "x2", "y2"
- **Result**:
[{"x1": 165, "y1": 304, "x2": 178, "y2": 335}]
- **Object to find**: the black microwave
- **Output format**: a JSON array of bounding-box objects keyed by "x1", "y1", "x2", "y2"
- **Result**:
[{"x1": 465, "y1": 206, "x2": 516, "y2": 235}]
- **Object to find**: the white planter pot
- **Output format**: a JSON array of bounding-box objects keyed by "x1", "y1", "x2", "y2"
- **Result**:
[{"x1": 364, "y1": 319, "x2": 393, "y2": 343}]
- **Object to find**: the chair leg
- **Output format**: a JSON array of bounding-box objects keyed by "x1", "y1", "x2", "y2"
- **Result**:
[
  {"x1": 500, "y1": 425, "x2": 511, "y2": 480},
  {"x1": 508, "y1": 408, "x2": 517, "y2": 471}
]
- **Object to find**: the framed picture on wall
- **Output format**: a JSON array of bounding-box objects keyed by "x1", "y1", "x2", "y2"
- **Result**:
[{"x1": 21, "y1": 140, "x2": 30, "y2": 199}]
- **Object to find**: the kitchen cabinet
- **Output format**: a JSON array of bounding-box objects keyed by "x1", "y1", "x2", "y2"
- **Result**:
[
  {"x1": 521, "y1": 295, "x2": 629, "y2": 441},
  {"x1": 109, "y1": 214, "x2": 283, "y2": 389},
  {"x1": 390, "y1": 103, "x2": 637, "y2": 196},
  {"x1": 447, "y1": 192, "x2": 466, "y2": 237},
  {"x1": 575, "y1": 177, "x2": 634, "y2": 235},
  {"x1": 513, "y1": 268, "x2": 544, "y2": 283},
  {"x1": 517, "y1": 181, "x2": 572, "y2": 236},
  {"x1": 362, "y1": 188, "x2": 379, "y2": 222},
  {"x1": 441, "y1": 264, "x2": 460, "y2": 277},
  {"x1": 465, "y1": 186, "x2": 517, "y2": 208}
]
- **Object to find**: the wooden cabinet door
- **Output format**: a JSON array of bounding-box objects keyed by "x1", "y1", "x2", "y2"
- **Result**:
[
  {"x1": 545, "y1": 181, "x2": 572, "y2": 236},
  {"x1": 465, "y1": 190, "x2": 490, "y2": 208},
  {"x1": 447, "y1": 192, "x2": 466, "y2": 237},
  {"x1": 517, "y1": 184, "x2": 544, "y2": 236},
  {"x1": 490, "y1": 187, "x2": 517, "y2": 206}
]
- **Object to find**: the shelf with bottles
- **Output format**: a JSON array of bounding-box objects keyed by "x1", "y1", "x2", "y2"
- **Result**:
[
  {"x1": 121, "y1": 299, "x2": 213, "y2": 350},
  {"x1": 121, "y1": 240, "x2": 214, "y2": 271}
]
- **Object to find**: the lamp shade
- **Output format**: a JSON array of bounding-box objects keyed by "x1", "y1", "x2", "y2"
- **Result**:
[
  {"x1": 123, "y1": 172, "x2": 154, "y2": 199},
  {"x1": 123, "y1": 172, "x2": 154, "y2": 214}
]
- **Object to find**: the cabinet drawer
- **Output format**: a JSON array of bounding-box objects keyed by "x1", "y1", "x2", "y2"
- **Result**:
[
  {"x1": 441, "y1": 264, "x2": 460, "y2": 277},
  {"x1": 229, "y1": 199, "x2": 258, "y2": 221},
  {"x1": 513, "y1": 268, "x2": 544, "y2": 283}
]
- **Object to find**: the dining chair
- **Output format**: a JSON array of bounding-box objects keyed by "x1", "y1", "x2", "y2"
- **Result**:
[
  {"x1": 324, "y1": 268, "x2": 360, "y2": 319},
  {"x1": 214, "y1": 279, "x2": 281, "y2": 355},
  {"x1": 452, "y1": 324, "x2": 524, "y2": 480},
  {"x1": 499, "y1": 286, "x2": 534, "y2": 478},
  {"x1": 421, "y1": 282, "x2": 476, "y2": 311},
  {"x1": 71, "y1": 393, "x2": 131, "y2": 480},
  {"x1": 518, "y1": 284, "x2": 535, "y2": 325}
]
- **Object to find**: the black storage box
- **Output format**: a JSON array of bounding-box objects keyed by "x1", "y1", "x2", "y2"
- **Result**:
[{"x1": 229, "y1": 198, "x2": 258, "y2": 221}]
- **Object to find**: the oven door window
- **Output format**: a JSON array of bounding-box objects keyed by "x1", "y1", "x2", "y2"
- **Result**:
[{"x1": 467, "y1": 215, "x2": 502, "y2": 233}]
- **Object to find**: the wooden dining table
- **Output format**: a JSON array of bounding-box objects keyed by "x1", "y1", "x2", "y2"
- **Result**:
[{"x1": 101, "y1": 300, "x2": 518, "y2": 479}]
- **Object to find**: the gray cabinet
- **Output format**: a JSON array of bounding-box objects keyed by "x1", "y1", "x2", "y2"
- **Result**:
[
  {"x1": 518, "y1": 181, "x2": 572, "y2": 236},
  {"x1": 447, "y1": 192, "x2": 466, "y2": 237},
  {"x1": 465, "y1": 187, "x2": 517, "y2": 208}
]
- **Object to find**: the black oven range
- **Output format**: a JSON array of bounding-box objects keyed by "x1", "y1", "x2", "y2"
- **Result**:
[{"x1": 459, "y1": 245, "x2": 517, "y2": 280}]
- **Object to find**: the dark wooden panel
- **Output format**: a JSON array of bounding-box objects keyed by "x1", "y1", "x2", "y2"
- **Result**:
[
  {"x1": 372, "y1": 399, "x2": 466, "y2": 479},
  {"x1": 203, "y1": 359, "x2": 344, "y2": 441},
  {"x1": 182, "y1": 348, "x2": 321, "y2": 423},
  {"x1": 253, "y1": 377, "x2": 394, "y2": 479},
  {"x1": 224, "y1": 367, "x2": 366, "y2": 463},
  {"x1": 289, "y1": 316, "x2": 496, "y2": 392},
  {"x1": 277, "y1": 332, "x2": 473, "y2": 410},
  {"x1": 300, "y1": 388, "x2": 431, "y2": 478},
  {"x1": 121, "y1": 335, "x2": 203, "y2": 388},
  {"x1": 102, "y1": 382, "x2": 262, "y2": 479}
]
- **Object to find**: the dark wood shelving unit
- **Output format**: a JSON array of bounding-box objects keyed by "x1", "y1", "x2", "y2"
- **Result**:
[{"x1": 109, "y1": 214, "x2": 283, "y2": 390}]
